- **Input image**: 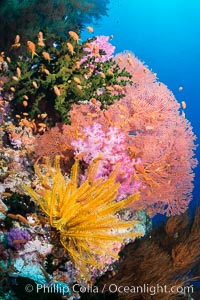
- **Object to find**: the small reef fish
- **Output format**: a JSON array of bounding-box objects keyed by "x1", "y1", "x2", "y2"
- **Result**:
[
  {"x1": 181, "y1": 101, "x2": 186, "y2": 109},
  {"x1": 90, "y1": 98, "x2": 97, "y2": 105},
  {"x1": 2, "y1": 192, "x2": 12, "y2": 197},
  {"x1": 114, "y1": 85, "x2": 124, "y2": 92},
  {"x1": 73, "y1": 77, "x2": 81, "y2": 84},
  {"x1": 43, "y1": 68, "x2": 50, "y2": 75},
  {"x1": 38, "y1": 31, "x2": 45, "y2": 47},
  {"x1": 15, "y1": 35, "x2": 20, "y2": 43},
  {"x1": 27, "y1": 41, "x2": 38, "y2": 58},
  {"x1": 107, "y1": 69, "x2": 114, "y2": 76},
  {"x1": 16, "y1": 67, "x2": 21, "y2": 78},
  {"x1": 42, "y1": 51, "x2": 51, "y2": 62},
  {"x1": 127, "y1": 57, "x2": 134, "y2": 67},
  {"x1": 7, "y1": 213, "x2": 29, "y2": 225},
  {"x1": 118, "y1": 56, "x2": 123, "y2": 62},
  {"x1": 41, "y1": 113, "x2": 47, "y2": 119},
  {"x1": 92, "y1": 45, "x2": 99, "y2": 57},
  {"x1": 117, "y1": 104, "x2": 128, "y2": 112},
  {"x1": 87, "y1": 26, "x2": 94, "y2": 33},
  {"x1": 75, "y1": 61, "x2": 80, "y2": 69},
  {"x1": 67, "y1": 42, "x2": 75, "y2": 54},
  {"x1": 11, "y1": 35, "x2": 21, "y2": 48},
  {"x1": 12, "y1": 76, "x2": 19, "y2": 81},
  {"x1": 22, "y1": 100, "x2": 28, "y2": 107},
  {"x1": 103, "y1": 110, "x2": 111, "y2": 122},
  {"x1": 106, "y1": 86, "x2": 114, "y2": 91},
  {"x1": 35, "y1": 189, "x2": 44, "y2": 196},
  {"x1": 99, "y1": 72, "x2": 106, "y2": 78},
  {"x1": 85, "y1": 42, "x2": 93, "y2": 49},
  {"x1": 68, "y1": 31, "x2": 80, "y2": 42},
  {"x1": 32, "y1": 81, "x2": 38, "y2": 88},
  {"x1": 53, "y1": 85, "x2": 61, "y2": 96}
]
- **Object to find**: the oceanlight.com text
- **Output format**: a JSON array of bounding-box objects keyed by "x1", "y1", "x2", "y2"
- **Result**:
[{"x1": 102, "y1": 283, "x2": 194, "y2": 296}]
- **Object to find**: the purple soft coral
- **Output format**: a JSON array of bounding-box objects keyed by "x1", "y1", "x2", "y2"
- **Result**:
[
  {"x1": 72, "y1": 123, "x2": 142, "y2": 200},
  {"x1": 7, "y1": 228, "x2": 31, "y2": 250}
]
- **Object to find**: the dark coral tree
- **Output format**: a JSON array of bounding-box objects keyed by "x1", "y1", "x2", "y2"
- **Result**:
[{"x1": 3, "y1": 33, "x2": 132, "y2": 124}]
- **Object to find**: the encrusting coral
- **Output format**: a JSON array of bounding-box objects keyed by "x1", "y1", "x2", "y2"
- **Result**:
[{"x1": 24, "y1": 156, "x2": 143, "y2": 279}]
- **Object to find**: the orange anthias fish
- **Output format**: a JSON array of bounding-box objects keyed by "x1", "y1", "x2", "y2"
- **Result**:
[
  {"x1": 38, "y1": 31, "x2": 45, "y2": 47},
  {"x1": 87, "y1": 26, "x2": 94, "y2": 33},
  {"x1": 42, "y1": 51, "x2": 51, "y2": 62},
  {"x1": 68, "y1": 31, "x2": 80, "y2": 43},
  {"x1": 67, "y1": 42, "x2": 75, "y2": 54},
  {"x1": 11, "y1": 35, "x2": 21, "y2": 48},
  {"x1": 92, "y1": 45, "x2": 99, "y2": 57},
  {"x1": 27, "y1": 41, "x2": 38, "y2": 58},
  {"x1": 16, "y1": 67, "x2": 21, "y2": 78},
  {"x1": 53, "y1": 85, "x2": 61, "y2": 96},
  {"x1": 181, "y1": 101, "x2": 186, "y2": 110}
]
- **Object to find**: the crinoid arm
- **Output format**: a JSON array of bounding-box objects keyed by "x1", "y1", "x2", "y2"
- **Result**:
[{"x1": 24, "y1": 156, "x2": 142, "y2": 279}]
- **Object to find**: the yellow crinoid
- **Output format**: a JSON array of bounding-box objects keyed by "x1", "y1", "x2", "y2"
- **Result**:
[{"x1": 24, "y1": 156, "x2": 142, "y2": 277}]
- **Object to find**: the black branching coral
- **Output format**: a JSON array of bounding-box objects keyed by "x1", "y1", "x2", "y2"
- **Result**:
[{"x1": 3, "y1": 32, "x2": 132, "y2": 124}]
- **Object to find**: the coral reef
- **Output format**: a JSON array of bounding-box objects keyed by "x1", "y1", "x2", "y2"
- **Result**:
[{"x1": 0, "y1": 27, "x2": 198, "y2": 300}]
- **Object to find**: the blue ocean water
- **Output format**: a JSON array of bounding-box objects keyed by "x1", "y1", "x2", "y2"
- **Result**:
[{"x1": 82, "y1": 0, "x2": 200, "y2": 213}]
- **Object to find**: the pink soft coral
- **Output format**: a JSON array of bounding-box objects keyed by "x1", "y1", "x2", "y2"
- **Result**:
[
  {"x1": 71, "y1": 123, "x2": 142, "y2": 200},
  {"x1": 81, "y1": 36, "x2": 115, "y2": 63}
]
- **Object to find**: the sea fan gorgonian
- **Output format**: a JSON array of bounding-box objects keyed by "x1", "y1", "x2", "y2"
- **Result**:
[{"x1": 69, "y1": 52, "x2": 197, "y2": 216}]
